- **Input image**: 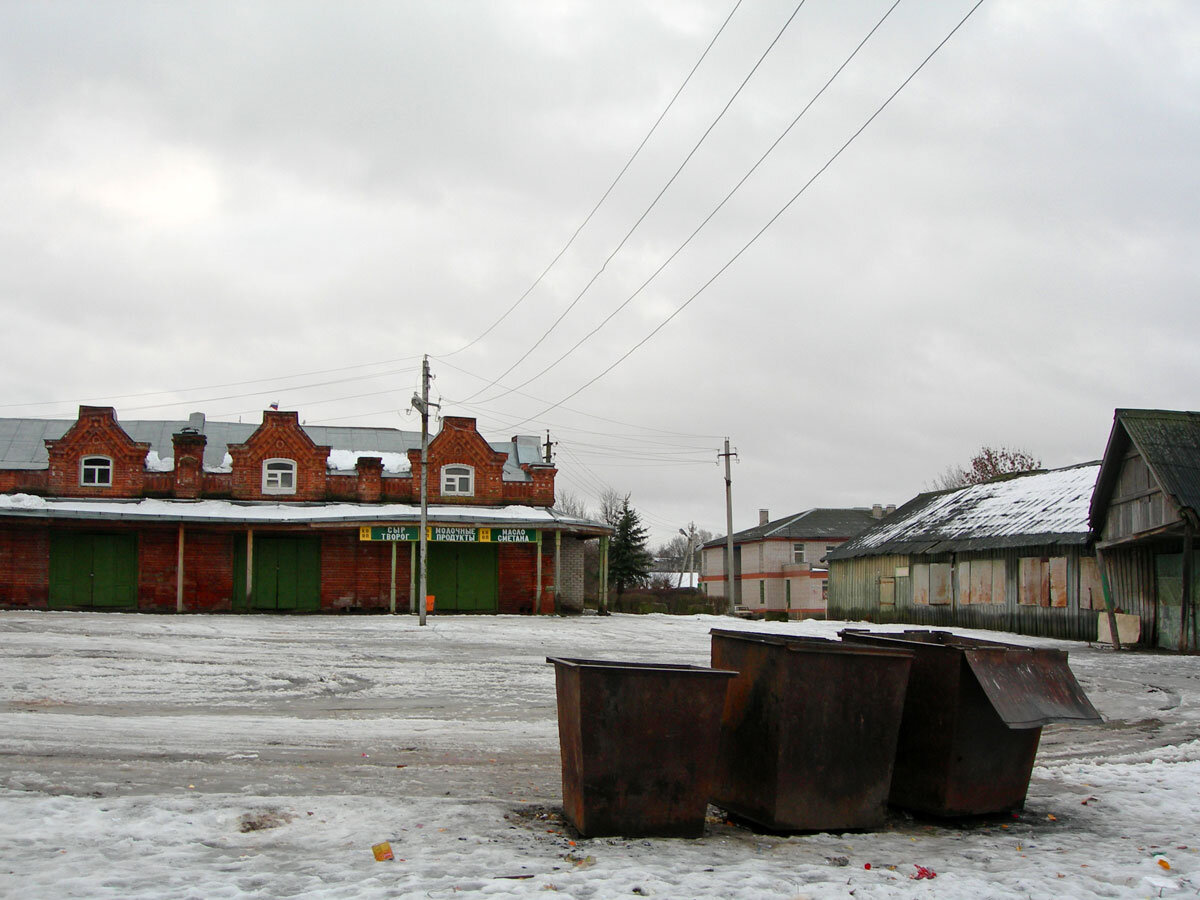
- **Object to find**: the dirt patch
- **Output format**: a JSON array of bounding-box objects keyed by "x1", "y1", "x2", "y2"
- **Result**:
[{"x1": 239, "y1": 808, "x2": 294, "y2": 832}]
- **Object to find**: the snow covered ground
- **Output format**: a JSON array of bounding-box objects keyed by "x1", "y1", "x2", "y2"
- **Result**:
[{"x1": 1, "y1": 611, "x2": 1198, "y2": 899}]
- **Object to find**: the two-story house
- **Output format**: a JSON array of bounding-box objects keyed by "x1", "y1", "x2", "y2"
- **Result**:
[{"x1": 699, "y1": 507, "x2": 889, "y2": 618}]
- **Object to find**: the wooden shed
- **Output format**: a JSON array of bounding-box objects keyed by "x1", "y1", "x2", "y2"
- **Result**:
[
  {"x1": 826, "y1": 464, "x2": 1103, "y2": 641},
  {"x1": 1090, "y1": 409, "x2": 1200, "y2": 651}
]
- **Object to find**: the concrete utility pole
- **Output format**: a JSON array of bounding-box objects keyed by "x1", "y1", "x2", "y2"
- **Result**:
[
  {"x1": 719, "y1": 438, "x2": 738, "y2": 615},
  {"x1": 543, "y1": 430, "x2": 556, "y2": 464},
  {"x1": 411, "y1": 355, "x2": 439, "y2": 627}
]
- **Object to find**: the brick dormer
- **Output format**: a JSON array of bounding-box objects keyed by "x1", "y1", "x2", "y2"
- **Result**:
[
  {"x1": 44, "y1": 406, "x2": 151, "y2": 498},
  {"x1": 409, "y1": 416, "x2": 511, "y2": 506},
  {"x1": 226, "y1": 410, "x2": 331, "y2": 501},
  {"x1": 171, "y1": 429, "x2": 207, "y2": 499}
]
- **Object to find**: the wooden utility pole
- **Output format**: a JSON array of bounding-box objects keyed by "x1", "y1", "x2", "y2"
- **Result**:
[
  {"x1": 411, "y1": 355, "x2": 439, "y2": 627},
  {"x1": 719, "y1": 439, "x2": 738, "y2": 615}
]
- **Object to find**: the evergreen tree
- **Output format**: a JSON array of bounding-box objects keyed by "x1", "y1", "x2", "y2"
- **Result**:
[{"x1": 608, "y1": 494, "x2": 652, "y2": 598}]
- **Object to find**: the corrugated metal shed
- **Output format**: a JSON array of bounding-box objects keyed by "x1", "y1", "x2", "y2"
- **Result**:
[
  {"x1": 1090, "y1": 408, "x2": 1200, "y2": 531},
  {"x1": 829, "y1": 463, "x2": 1099, "y2": 560},
  {"x1": 0, "y1": 415, "x2": 547, "y2": 482},
  {"x1": 702, "y1": 508, "x2": 882, "y2": 549}
]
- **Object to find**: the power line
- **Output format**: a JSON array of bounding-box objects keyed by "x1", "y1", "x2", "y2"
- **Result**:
[
  {"x1": 473, "y1": 0, "x2": 905, "y2": 405},
  {"x1": 433, "y1": 356, "x2": 722, "y2": 439},
  {"x1": 458, "y1": 0, "x2": 808, "y2": 404},
  {"x1": 502, "y1": 0, "x2": 988, "y2": 431},
  {"x1": 441, "y1": 0, "x2": 745, "y2": 360},
  {"x1": 0, "y1": 356, "x2": 423, "y2": 412}
]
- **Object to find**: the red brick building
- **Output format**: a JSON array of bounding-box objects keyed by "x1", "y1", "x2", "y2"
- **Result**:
[{"x1": 0, "y1": 406, "x2": 608, "y2": 613}]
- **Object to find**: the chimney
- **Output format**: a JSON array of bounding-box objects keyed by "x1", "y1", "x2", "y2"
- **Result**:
[
  {"x1": 885, "y1": 504, "x2": 896, "y2": 516},
  {"x1": 759, "y1": 509, "x2": 770, "y2": 525},
  {"x1": 872, "y1": 504, "x2": 884, "y2": 518}
]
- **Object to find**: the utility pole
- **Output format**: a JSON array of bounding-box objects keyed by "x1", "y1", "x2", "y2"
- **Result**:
[
  {"x1": 411, "y1": 355, "x2": 439, "y2": 627},
  {"x1": 543, "y1": 430, "x2": 556, "y2": 464},
  {"x1": 719, "y1": 439, "x2": 738, "y2": 615}
]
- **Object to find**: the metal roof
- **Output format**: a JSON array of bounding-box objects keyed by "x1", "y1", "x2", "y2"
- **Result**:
[
  {"x1": 1090, "y1": 408, "x2": 1200, "y2": 531},
  {"x1": 0, "y1": 415, "x2": 547, "y2": 482},
  {"x1": 0, "y1": 493, "x2": 609, "y2": 532},
  {"x1": 828, "y1": 463, "x2": 1099, "y2": 560},
  {"x1": 702, "y1": 508, "x2": 883, "y2": 549}
]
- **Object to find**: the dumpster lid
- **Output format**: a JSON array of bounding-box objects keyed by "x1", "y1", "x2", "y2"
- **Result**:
[
  {"x1": 963, "y1": 648, "x2": 1102, "y2": 729},
  {"x1": 546, "y1": 657, "x2": 737, "y2": 676},
  {"x1": 710, "y1": 629, "x2": 912, "y2": 660}
]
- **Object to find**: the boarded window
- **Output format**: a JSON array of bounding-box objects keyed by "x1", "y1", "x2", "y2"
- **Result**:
[
  {"x1": 1079, "y1": 556, "x2": 1103, "y2": 610},
  {"x1": 1049, "y1": 557, "x2": 1069, "y2": 608},
  {"x1": 969, "y1": 560, "x2": 994, "y2": 606},
  {"x1": 1019, "y1": 557, "x2": 1051, "y2": 606},
  {"x1": 879, "y1": 575, "x2": 895, "y2": 607},
  {"x1": 955, "y1": 561, "x2": 971, "y2": 605},
  {"x1": 992, "y1": 558, "x2": 1007, "y2": 605},
  {"x1": 912, "y1": 563, "x2": 930, "y2": 606},
  {"x1": 929, "y1": 563, "x2": 951, "y2": 605}
]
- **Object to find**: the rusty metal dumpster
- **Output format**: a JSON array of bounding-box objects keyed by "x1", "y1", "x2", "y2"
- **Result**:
[
  {"x1": 709, "y1": 629, "x2": 913, "y2": 832},
  {"x1": 839, "y1": 629, "x2": 1101, "y2": 817},
  {"x1": 547, "y1": 657, "x2": 736, "y2": 838}
]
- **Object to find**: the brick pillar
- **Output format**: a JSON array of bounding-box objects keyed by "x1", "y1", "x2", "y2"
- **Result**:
[
  {"x1": 172, "y1": 431, "x2": 207, "y2": 499},
  {"x1": 356, "y1": 457, "x2": 383, "y2": 502}
]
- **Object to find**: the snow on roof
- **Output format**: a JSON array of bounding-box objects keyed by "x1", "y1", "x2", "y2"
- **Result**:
[
  {"x1": 830, "y1": 463, "x2": 1100, "y2": 559},
  {"x1": 0, "y1": 493, "x2": 608, "y2": 531},
  {"x1": 325, "y1": 449, "x2": 412, "y2": 475},
  {"x1": 0, "y1": 417, "x2": 546, "y2": 480}
]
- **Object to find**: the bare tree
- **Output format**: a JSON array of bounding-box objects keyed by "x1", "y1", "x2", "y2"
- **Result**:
[
  {"x1": 598, "y1": 487, "x2": 624, "y2": 529},
  {"x1": 932, "y1": 445, "x2": 1042, "y2": 490},
  {"x1": 553, "y1": 490, "x2": 591, "y2": 520}
]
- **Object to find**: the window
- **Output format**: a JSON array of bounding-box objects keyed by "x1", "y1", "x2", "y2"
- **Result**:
[
  {"x1": 441, "y1": 465, "x2": 474, "y2": 496},
  {"x1": 262, "y1": 458, "x2": 297, "y2": 494},
  {"x1": 758, "y1": 581, "x2": 765, "y2": 605},
  {"x1": 785, "y1": 580, "x2": 792, "y2": 608},
  {"x1": 80, "y1": 456, "x2": 112, "y2": 487},
  {"x1": 793, "y1": 543, "x2": 805, "y2": 564}
]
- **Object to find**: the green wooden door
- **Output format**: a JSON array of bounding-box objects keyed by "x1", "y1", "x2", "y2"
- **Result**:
[
  {"x1": 427, "y1": 542, "x2": 498, "y2": 612},
  {"x1": 234, "y1": 536, "x2": 321, "y2": 611},
  {"x1": 49, "y1": 532, "x2": 137, "y2": 608}
]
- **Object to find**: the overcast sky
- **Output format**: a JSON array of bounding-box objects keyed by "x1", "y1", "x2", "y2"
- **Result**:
[{"x1": 2, "y1": 1, "x2": 1197, "y2": 545}]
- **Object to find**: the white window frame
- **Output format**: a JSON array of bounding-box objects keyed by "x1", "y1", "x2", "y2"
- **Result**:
[
  {"x1": 80, "y1": 455, "x2": 113, "y2": 487},
  {"x1": 262, "y1": 458, "x2": 297, "y2": 494},
  {"x1": 792, "y1": 542, "x2": 806, "y2": 564},
  {"x1": 441, "y1": 464, "x2": 474, "y2": 497}
]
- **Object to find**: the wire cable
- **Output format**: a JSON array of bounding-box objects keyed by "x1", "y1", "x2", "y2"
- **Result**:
[
  {"x1": 472, "y1": 0, "x2": 904, "y2": 405},
  {"x1": 502, "y1": 0, "x2": 987, "y2": 431},
  {"x1": 457, "y1": 0, "x2": 807, "y2": 403},
  {"x1": 440, "y1": 0, "x2": 745, "y2": 359}
]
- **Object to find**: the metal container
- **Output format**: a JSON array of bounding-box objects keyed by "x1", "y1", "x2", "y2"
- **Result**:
[
  {"x1": 546, "y1": 657, "x2": 736, "y2": 838},
  {"x1": 709, "y1": 629, "x2": 913, "y2": 832},
  {"x1": 839, "y1": 629, "x2": 1101, "y2": 816}
]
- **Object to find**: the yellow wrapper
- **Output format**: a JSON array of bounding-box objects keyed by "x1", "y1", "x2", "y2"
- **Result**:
[{"x1": 372, "y1": 842, "x2": 394, "y2": 862}]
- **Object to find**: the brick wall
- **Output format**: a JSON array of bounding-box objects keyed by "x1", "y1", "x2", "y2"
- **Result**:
[
  {"x1": 0, "y1": 523, "x2": 48, "y2": 607},
  {"x1": 498, "y1": 543, "x2": 556, "y2": 614}
]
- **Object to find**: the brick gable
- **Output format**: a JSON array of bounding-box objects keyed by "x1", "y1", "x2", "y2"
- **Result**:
[
  {"x1": 44, "y1": 406, "x2": 151, "y2": 498},
  {"x1": 420, "y1": 416, "x2": 511, "y2": 505},
  {"x1": 226, "y1": 410, "x2": 331, "y2": 501}
]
